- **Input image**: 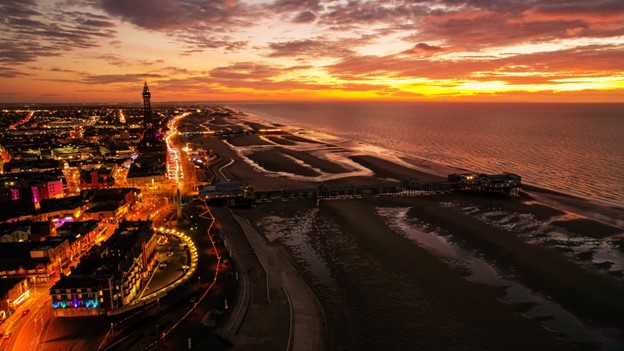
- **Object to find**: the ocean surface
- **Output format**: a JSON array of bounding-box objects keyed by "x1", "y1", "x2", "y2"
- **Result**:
[{"x1": 231, "y1": 102, "x2": 624, "y2": 207}]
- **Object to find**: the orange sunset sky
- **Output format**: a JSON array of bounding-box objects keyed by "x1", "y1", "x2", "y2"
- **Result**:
[{"x1": 1, "y1": 0, "x2": 623, "y2": 103}]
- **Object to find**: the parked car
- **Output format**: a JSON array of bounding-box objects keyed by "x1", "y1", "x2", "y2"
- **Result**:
[
  {"x1": 21, "y1": 309, "x2": 30, "y2": 316},
  {"x1": 158, "y1": 263, "x2": 167, "y2": 270}
]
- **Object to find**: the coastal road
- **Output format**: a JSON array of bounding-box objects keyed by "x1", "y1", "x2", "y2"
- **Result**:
[{"x1": 1, "y1": 283, "x2": 53, "y2": 351}]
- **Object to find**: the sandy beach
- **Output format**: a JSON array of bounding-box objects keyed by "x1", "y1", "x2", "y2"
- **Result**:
[{"x1": 177, "y1": 108, "x2": 624, "y2": 350}]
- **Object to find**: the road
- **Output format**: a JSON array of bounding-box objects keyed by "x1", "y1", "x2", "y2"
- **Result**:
[{"x1": 0, "y1": 282, "x2": 53, "y2": 351}]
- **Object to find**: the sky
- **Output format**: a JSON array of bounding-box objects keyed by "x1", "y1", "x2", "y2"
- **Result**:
[{"x1": 1, "y1": 0, "x2": 624, "y2": 103}]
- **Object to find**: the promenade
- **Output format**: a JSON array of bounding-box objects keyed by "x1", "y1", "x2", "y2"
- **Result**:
[{"x1": 213, "y1": 207, "x2": 326, "y2": 351}]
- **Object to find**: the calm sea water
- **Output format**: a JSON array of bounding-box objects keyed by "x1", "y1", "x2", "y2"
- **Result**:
[{"x1": 231, "y1": 102, "x2": 624, "y2": 206}]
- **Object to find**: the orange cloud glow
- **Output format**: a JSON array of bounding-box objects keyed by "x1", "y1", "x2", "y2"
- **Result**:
[{"x1": 0, "y1": 0, "x2": 623, "y2": 103}]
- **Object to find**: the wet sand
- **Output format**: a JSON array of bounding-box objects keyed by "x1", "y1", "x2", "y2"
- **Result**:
[
  {"x1": 280, "y1": 148, "x2": 352, "y2": 174},
  {"x1": 248, "y1": 149, "x2": 321, "y2": 177},
  {"x1": 265, "y1": 136, "x2": 297, "y2": 145},
  {"x1": 283, "y1": 134, "x2": 326, "y2": 144},
  {"x1": 550, "y1": 218, "x2": 623, "y2": 239},
  {"x1": 181, "y1": 109, "x2": 624, "y2": 350},
  {"x1": 350, "y1": 155, "x2": 446, "y2": 182},
  {"x1": 225, "y1": 134, "x2": 273, "y2": 147},
  {"x1": 241, "y1": 199, "x2": 578, "y2": 350}
]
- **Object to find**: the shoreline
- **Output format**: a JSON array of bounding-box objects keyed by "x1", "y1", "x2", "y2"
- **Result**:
[
  {"x1": 234, "y1": 105, "x2": 624, "y2": 211},
  {"x1": 236, "y1": 107, "x2": 624, "y2": 229},
  {"x1": 178, "y1": 108, "x2": 624, "y2": 350},
  {"x1": 180, "y1": 107, "x2": 624, "y2": 252}
]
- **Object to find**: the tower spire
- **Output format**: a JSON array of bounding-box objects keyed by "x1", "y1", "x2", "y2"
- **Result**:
[{"x1": 141, "y1": 78, "x2": 154, "y2": 144}]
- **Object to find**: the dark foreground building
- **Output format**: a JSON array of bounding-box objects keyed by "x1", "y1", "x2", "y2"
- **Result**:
[{"x1": 50, "y1": 220, "x2": 157, "y2": 317}]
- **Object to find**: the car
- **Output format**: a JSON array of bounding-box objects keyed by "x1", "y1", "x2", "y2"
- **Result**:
[
  {"x1": 3, "y1": 332, "x2": 11, "y2": 339},
  {"x1": 182, "y1": 265, "x2": 190, "y2": 270},
  {"x1": 21, "y1": 309, "x2": 30, "y2": 316},
  {"x1": 179, "y1": 242, "x2": 187, "y2": 247},
  {"x1": 166, "y1": 251, "x2": 174, "y2": 257},
  {"x1": 158, "y1": 263, "x2": 167, "y2": 270}
]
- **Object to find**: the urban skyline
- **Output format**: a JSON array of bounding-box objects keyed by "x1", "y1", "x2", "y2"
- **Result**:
[{"x1": 1, "y1": 0, "x2": 624, "y2": 103}]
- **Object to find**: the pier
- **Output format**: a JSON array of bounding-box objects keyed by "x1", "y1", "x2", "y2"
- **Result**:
[
  {"x1": 198, "y1": 173, "x2": 522, "y2": 205},
  {"x1": 253, "y1": 181, "x2": 453, "y2": 201}
]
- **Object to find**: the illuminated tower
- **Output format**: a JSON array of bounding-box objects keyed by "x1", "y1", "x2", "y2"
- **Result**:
[
  {"x1": 142, "y1": 78, "x2": 151, "y2": 130},
  {"x1": 141, "y1": 79, "x2": 157, "y2": 144}
]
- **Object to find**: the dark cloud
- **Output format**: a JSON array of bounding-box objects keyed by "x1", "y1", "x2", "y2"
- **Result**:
[
  {"x1": 138, "y1": 58, "x2": 166, "y2": 66},
  {"x1": 526, "y1": 0, "x2": 624, "y2": 20},
  {"x1": 413, "y1": 0, "x2": 624, "y2": 50},
  {"x1": 173, "y1": 27, "x2": 248, "y2": 54},
  {"x1": 219, "y1": 79, "x2": 334, "y2": 91},
  {"x1": 80, "y1": 73, "x2": 163, "y2": 85},
  {"x1": 50, "y1": 67, "x2": 79, "y2": 73},
  {"x1": 326, "y1": 44, "x2": 624, "y2": 82},
  {"x1": 397, "y1": 42, "x2": 445, "y2": 57},
  {"x1": 267, "y1": 0, "x2": 321, "y2": 13},
  {"x1": 0, "y1": 1, "x2": 117, "y2": 65},
  {"x1": 292, "y1": 10, "x2": 317, "y2": 23},
  {"x1": 154, "y1": 73, "x2": 334, "y2": 94},
  {"x1": 209, "y1": 62, "x2": 282, "y2": 80},
  {"x1": 91, "y1": 54, "x2": 165, "y2": 67},
  {"x1": 203, "y1": 61, "x2": 333, "y2": 91},
  {"x1": 98, "y1": 0, "x2": 256, "y2": 30},
  {"x1": 418, "y1": 10, "x2": 580, "y2": 49},
  {"x1": 501, "y1": 45, "x2": 624, "y2": 73},
  {"x1": 0, "y1": 67, "x2": 31, "y2": 78},
  {"x1": 0, "y1": 41, "x2": 58, "y2": 64},
  {"x1": 319, "y1": 0, "x2": 422, "y2": 26},
  {"x1": 266, "y1": 38, "x2": 355, "y2": 58},
  {"x1": 0, "y1": 0, "x2": 41, "y2": 17},
  {"x1": 155, "y1": 66, "x2": 202, "y2": 75},
  {"x1": 264, "y1": 0, "x2": 321, "y2": 23},
  {"x1": 288, "y1": 0, "x2": 624, "y2": 53},
  {"x1": 414, "y1": 43, "x2": 443, "y2": 51},
  {"x1": 96, "y1": 0, "x2": 255, "y2": 53}
]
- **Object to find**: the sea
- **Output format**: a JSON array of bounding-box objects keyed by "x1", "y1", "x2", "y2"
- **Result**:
[{"x1": 230, "y1": 102, "x2": 624, "y2": 207}]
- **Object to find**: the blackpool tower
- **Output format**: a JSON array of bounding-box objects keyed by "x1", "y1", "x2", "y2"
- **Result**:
[
  {"x1": 142, "y1": 78, "x2": 151, "y2": 128},
  {"x1": 141, "y1": 79, "x2": 158, "y2": 144}
]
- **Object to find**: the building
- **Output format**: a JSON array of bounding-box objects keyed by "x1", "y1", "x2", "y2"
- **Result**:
[
  {"x1": 2, "y1": 159, "x2": 63, "y2": 174},
  {"x1": 83, "y1": 188, "x2": 138, "y2": 221},
  {"x1": 56, "y1": 220, "x2": 105, "y2": 266},
  {"x1": 447, "y1": 172, "x2": 522, "y2": 196},
  {"x1": 31, "y1": 179, "x2": 64, "y2": 203},
  {"x1": 33, "y1": 195, "x2": 83, "y2": 223},
  {"x1": 79, "y1": 168, "x2": 114, "y2": 189},
  {"x1": 0, "y1": 240, "x2": 69, "y2": 283},
  {"x1": 1, "y1": 170, "x2": 67, "y2": 209},
  {"x1": 50, "y1": 220, "x2": 158, "y2": 316},
  {"x1": 48, "y1": 276, "x2": 103, "y2": 317},
  {"x1": 0, "y1": 223, "x2": 31, "y2": 242},
  {"x1": 126, "y1": 154, "x2": 168, "y2": 191},
  {"x1": 0, "y1": 220, "x2": 55, "y2": 242},
  {"x1": 0, "y1": 278, "x2": 30, "y2": 321}
]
